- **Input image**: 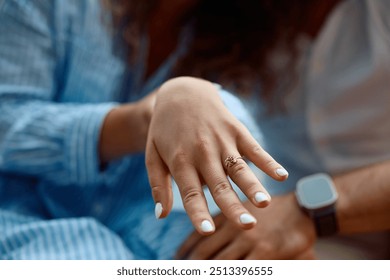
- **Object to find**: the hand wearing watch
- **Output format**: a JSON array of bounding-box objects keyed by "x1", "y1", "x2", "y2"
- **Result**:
[{"x1": 295, "y1": 173, "x2": 339, "y2": 237}]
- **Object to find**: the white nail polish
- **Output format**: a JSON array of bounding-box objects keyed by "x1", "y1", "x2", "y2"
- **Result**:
[
  {"x1": 276, "y1": 168, "x2": 289, "y2": 177},
  {"x1": 255, "y1": 192, "x2": 269, "y2": 203},
  {"x1": 200, "y1": 220, "x2": 214, "y2": 233},
  {"x1": 155, "y1": 202, "x2": 163, "y2": 219},
  {"x1": 240, "y1": 213, "x2": 256, "y2": 225}
]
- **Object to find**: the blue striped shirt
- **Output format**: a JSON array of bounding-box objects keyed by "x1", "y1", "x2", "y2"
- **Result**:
[
  {"x1": 0, "y1": 0, "x2": 260, "y2": 259},
  {"x1": 4, "y1": 0, "x2": 388, "y2": 260}
]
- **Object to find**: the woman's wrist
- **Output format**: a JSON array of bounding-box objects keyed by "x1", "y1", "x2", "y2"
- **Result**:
[
  {"x1": 99, "y1": 97, "x2": 154, "y2": 163},
  {"x1": 157, "y1": 77, "x2": 222, "y2": 105}
]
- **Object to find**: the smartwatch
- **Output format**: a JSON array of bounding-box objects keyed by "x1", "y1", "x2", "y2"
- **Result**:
[{"x1": 295, "y1": 173, "x2": 339, "y2": 237}]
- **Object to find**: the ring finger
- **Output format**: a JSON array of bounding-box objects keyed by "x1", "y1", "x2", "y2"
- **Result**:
[
  {"x1": 199, "y1": 154, "x2": 257, "y2": 230},
  {"x1": 223, "y1": 151, "x2": 271, "y2": 208}
]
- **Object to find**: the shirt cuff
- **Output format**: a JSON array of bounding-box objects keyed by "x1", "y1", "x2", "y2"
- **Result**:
[{"x1": 65, "y1": 103, "x2": 117, "y2": 187}]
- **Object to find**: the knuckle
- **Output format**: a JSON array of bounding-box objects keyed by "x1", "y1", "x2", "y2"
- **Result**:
[
  {"x1": 251, "y1": 144, "x2": 264, "y2": 155},
  {"x1": 195, "y1": 138, "x2": 214, "y2": 163},
  {"x1": 172, "y1": 150, "x2": 188, "y2": 163},
  {"x1": 196, "y1": 141, "x2": 216, "y2": 164},
  {"x1": 212, "y1": 180, "x2": 232, "y2": 198},
  {"x1": 245, "y1": 182, "x2": 261, "y2": 196},
  {"x1": 228, "y1": 161, "x2": 247, "y2": 177},
  {"x1": 226, "y1": 202, "x2": 244, "y2": 215},
  {"x1": 150, "y1": 184, "x2": 165, "y2": 197},
  {"x1": 182, "y1": 188, "x2": 204, "y2": 205},
  {"x1": 189, "y1": 211, "x2": 208, "y2": 223},
  {"x1": 170, "y1": 150, "x2": 189, "y2": 171},
  {"x1": 195, "y1": 137, "x2": 211, "y2": 153},
  {"x1": 226, "y1": 120, "x2": 243, "y2": 135},
  {"x1": 264, "y1": 159, "x2": 277, "y2": 169}
]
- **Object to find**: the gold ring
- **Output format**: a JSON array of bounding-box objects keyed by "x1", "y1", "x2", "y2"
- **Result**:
[{"x1": 224, "y1": 155, "x2": 244, "y2": 169}]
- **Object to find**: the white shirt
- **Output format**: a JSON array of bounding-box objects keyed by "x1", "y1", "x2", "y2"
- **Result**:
[{"x1": 249, "y1": 0, "x2": 390, "y2": 195}]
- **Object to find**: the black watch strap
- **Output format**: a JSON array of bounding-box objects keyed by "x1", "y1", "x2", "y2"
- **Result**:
[{"x1": 313, "y1": 206, "x2": 338, "y2": 237}]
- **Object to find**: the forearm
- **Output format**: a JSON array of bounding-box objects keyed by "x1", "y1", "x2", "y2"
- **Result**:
[
  {"x1": 334, "y1": 161, "x2": 390, "y2": 234},
  {"x1": 275, "y1": 161, "x2": 390, "y2": 242}
]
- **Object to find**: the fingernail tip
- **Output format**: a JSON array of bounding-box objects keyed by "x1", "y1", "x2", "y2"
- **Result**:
[
  {"x1": 200, "y1": 220, "x2": 214, "y2": 233},
  {"x1": 155, "y1": 202, "x2": 163, "y2": 219},
  {"x1": 276, "y1": 168, "x2": 289, "y2": 177},
  {"x1": 254, "y1": 192, "x2": 270, "y2": 203},
  {"x1": 239, "y1": 213, "x2": 257, "y2": 225}
]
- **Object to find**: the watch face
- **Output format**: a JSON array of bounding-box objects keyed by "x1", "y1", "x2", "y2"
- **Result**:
[{"x1": 296, "y1": 173, "x2": 338, "y2": 210}]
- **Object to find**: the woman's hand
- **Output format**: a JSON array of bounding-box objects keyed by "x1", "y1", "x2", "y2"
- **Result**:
[
  {"x1": 176, "y1": 194, "x2": 316, "y2": 259},
  {"x1": 145, "y1": 77, "x2": 288, "y2": 235}
]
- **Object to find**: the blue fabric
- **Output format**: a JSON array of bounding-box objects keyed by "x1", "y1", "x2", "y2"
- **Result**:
[
  {"x1": 4, "y1": 0, "x2": 388, "y2": 260},
  {"x1": 0, "y1": 0, "x2": 260, "y2": 259}
]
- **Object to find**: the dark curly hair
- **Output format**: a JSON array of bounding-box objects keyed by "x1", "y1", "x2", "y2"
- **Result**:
[{"x1": 103, "y1": 0, "x2": 340, "y2": 105}]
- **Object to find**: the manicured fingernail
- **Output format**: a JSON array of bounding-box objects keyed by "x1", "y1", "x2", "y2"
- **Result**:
[
  {"x1": 276, "y1": 168, "x2": 289, "y2": 177},
  {"x1": 200, "y1": 220, "x2": 214, "y2": 233},
  {"x1": 155, "y1": 202, "x2": 163, "y2": 219},
  {"x1": 240, "y1": 213, "x2": 256, "y2": 225},
  {"x1": 255, "y1": 192, "x2": 270, "y2": 203}
]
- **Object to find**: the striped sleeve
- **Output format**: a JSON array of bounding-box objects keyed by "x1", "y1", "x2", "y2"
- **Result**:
[{"x1": 0, "y1": 0, "x2": 117, "y2": 186}]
